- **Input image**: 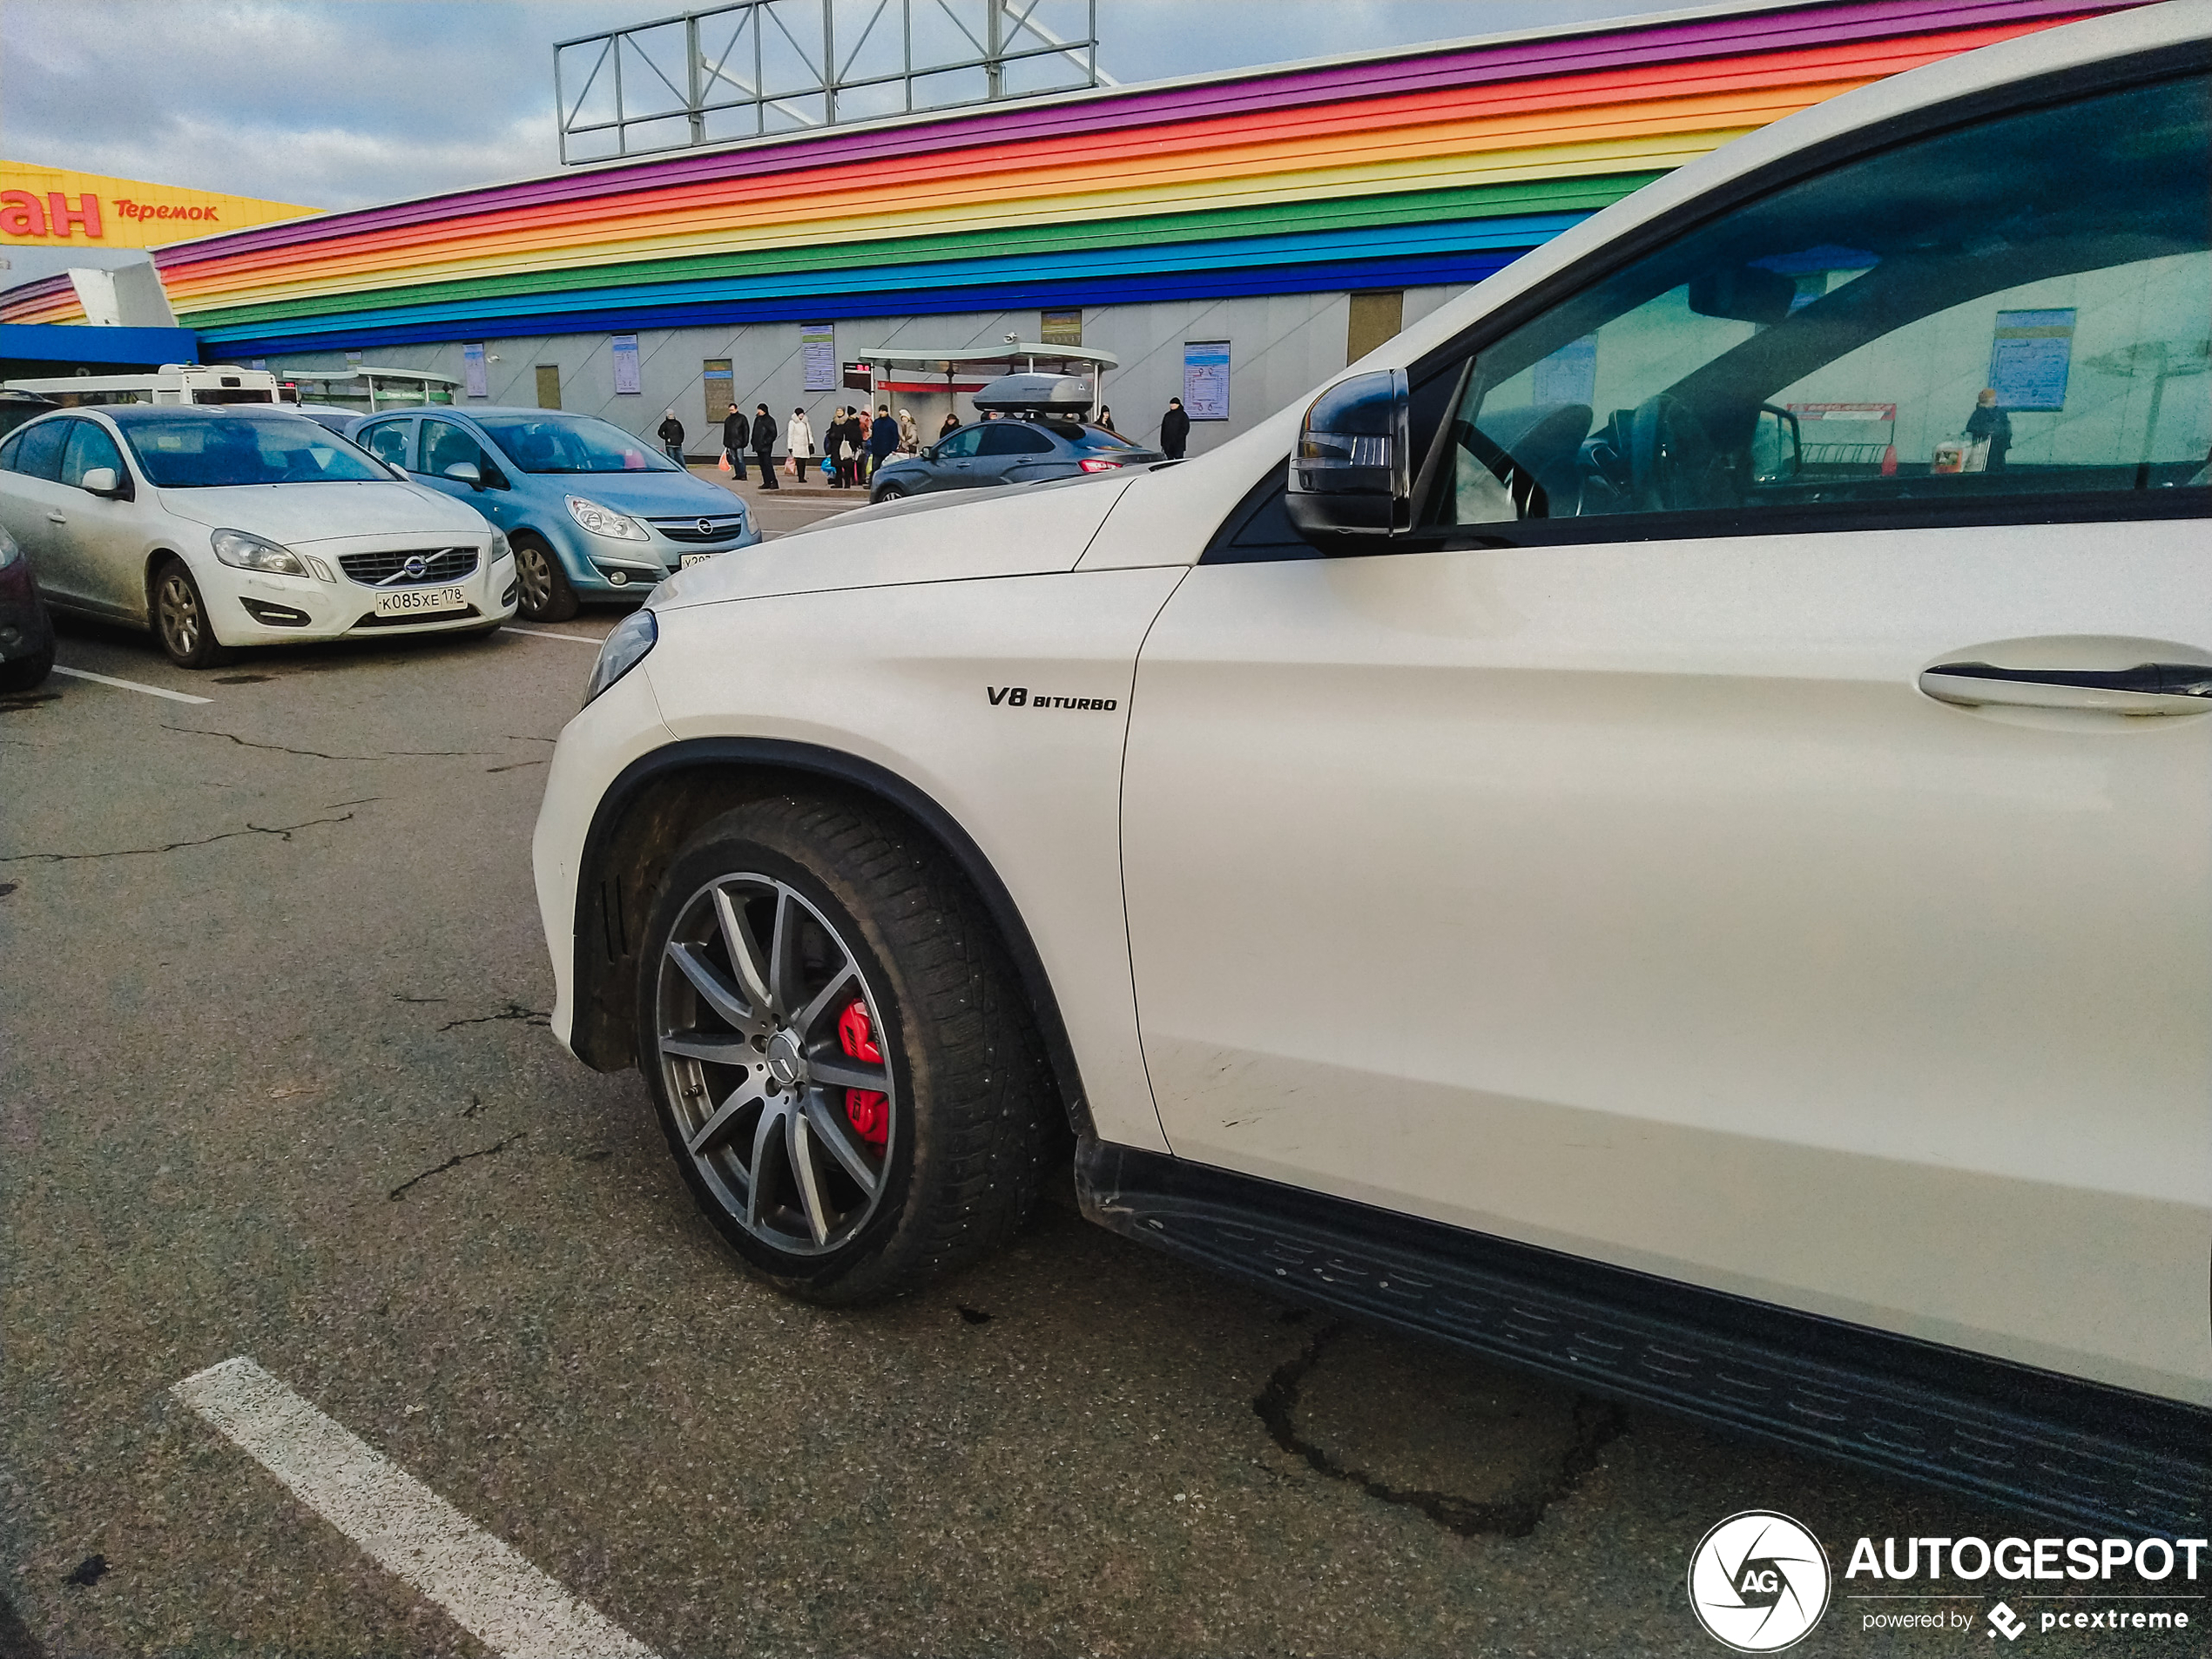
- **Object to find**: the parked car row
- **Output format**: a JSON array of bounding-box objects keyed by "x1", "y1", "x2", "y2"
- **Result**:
[{"x1": 0, "y1": 402, "x2": 759, "y2": 665}]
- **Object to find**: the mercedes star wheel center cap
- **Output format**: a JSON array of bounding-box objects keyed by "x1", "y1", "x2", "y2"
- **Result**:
[{"x1": 765, "y1": 1030, "x2": 806, "y2": 1088}]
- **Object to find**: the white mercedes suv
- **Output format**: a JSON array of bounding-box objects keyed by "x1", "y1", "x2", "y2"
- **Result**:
[{"x1": 536, "y1": 3, "x2": 2209, "y2": 1534}]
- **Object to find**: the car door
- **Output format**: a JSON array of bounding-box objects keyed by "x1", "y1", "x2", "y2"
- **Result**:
[
  {"x1": 925, "y1": 423, "x2": 985, "y2": 489},
  {"x1": 975, "y1": 420, "x2": 1055, "y2": 483},
  {"x1": 1118, "y1": 64, "x2": 2210, "y2": 1400},
  {"x1": 0, "y1": 420, "x2": 80, "y2": 603},
  {"x1": 52, "y1": 417, "x2": 151, "y2": 617}
]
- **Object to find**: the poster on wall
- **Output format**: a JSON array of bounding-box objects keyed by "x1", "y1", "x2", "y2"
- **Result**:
[
  {"x1": 703, "y1": 359, "x2": 734, "y2": 423},
  {"x1": 1988, "y1": 308, "x2": 2075, "y2": 410},
  {"x1": 801, "y1": 323, "x2": 836, "y2": 392},
  {"x1": 610, "y1": 334, "x2": 642, "y2": 395},
  {"x1": 462, "y1": 342, "x2": 488, "y2": 399},
  {"x1": 1182, "y1": 341, "x2": 1231, "y2": 421}
]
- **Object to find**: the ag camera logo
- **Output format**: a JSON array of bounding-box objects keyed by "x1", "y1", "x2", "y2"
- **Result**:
[{"x1": 1689, "y1": 1511, "x2": 1831, "y2": 1651}]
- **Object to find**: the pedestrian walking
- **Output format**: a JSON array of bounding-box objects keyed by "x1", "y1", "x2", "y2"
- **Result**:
[
  {"x1": 940, "y1": 409, "x2": 961, "y2": 439},
  {"x1": 787, "y1": 408, "x2": 816, "y2": 481},
  {"x1": 750, "y1": 403, "x2": 779, "y2": 489},
  {"x1": 1159, "y1": 395, "x2": 1190, "y2": 461},
  {"x1": 897, "y1": 408, "x2": 919, "y2": 453},
  {"x1": 869, "y1": 404, "x2": 899, "y2": 479},
  {"x1": 658, "y1": 408, "x2": 687, "y2": 467},
  {"x1": 720, "y1": 405, "x2": 749, "y2": 482}
]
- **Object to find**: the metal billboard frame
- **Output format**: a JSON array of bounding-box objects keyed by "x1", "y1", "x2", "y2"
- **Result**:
[{"x1": 556, "y1": 0, "x2": 1104, "y2": 165}]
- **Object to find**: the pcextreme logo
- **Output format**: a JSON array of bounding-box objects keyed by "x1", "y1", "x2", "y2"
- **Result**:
[{"x1": 1689, "y1": 1511, "x2": 1831, "y2": 1651}]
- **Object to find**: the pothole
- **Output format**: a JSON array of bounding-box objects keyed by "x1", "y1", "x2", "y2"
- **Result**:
[{"x1": 1255, "y1": 1321, "x2": 1625, "y2": 1538}]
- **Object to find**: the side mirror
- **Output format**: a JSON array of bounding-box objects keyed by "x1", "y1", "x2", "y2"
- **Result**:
[
  {"x1": 79, "y1": 466, "x2": 124, "y2": 497},
  {"x1": 1285, "y1": 369, "x2": 1411, "y2": 541},
  {"x1": 442, "y1": 461, "x2": 483, "y2": 489},
  {"x1": 1750, "y1": 404, "x2": 1802, "y2": 484}
]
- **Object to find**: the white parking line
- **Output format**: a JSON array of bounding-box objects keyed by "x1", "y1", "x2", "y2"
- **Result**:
[
  {"x1": 502, "y1": 627, "x2": 606, "y2": 646},
  {"x1": 173, "y1": 1358, "x2": 656, "y2": 1659},
  {"x1": 50, "y1": 665, "x2": 213, "y2": 705}
]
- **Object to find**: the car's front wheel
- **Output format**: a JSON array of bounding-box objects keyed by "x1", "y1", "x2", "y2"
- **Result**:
[
  {"x1": 871, "y1": 482, "x2": 907, "y2": 502},
  {"x1": 637, "y1": 794, "x2": 1057, "y2": 1304},
  {"x1": 152, "y1": 557, "x2": 234, "y2": 669},
  {"x1": 511, "y1": 533, "x2": 578, "y2": 622}
]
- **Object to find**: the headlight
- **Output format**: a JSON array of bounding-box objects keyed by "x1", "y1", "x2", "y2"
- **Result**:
[
  {"x1": 211, "y1": 529, "x2": 307, "y2": 577},
  {"x1": 0, "y1": 524, "x2": 18, "y2": 568},
  {"x1": 565, "y1": 496, "x2": 649, "y2": 542},
  {"x1": 583, "y1": 607, "x2": 657, "y2": 706},
  {"x1": 487, "y1": 529, "x2": 513, "y2": 563}
]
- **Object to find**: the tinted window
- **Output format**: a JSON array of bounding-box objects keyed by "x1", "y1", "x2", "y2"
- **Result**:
[
  {"x1": 60, "y1": 421, "x2": 126, "y2": 489},
  {"x1": 360, "y1": 421, "x2": 412, "y2": 468},
  {"x1": 118, "y1": 414, "x2": 390, "y2": 487},
  {"x1": 6, "y1": 419, "x2": 68, "y2": 482},
  {"x1": 421, "y1": 419, "x2": 500, "y2": 482},
  {"x1": 474, "y1": 414, "x2": 677, "y2": 473},
  {"x1": 1065, "y1": 425, "x2": 1143, "y2": 451},
  {"x1": 979, "y1": 422, "x2": 1055, "y2": 455},
  {"x1": 1424, "y1": 73, "x2": 2210, "y2": 536},
  {"x1": 934, "y1": 425, "x2": 986, "y2": 459}
]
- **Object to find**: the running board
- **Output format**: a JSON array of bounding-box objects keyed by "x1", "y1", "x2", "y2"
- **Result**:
[{"x1": 1076, "y1": 1139, "x2": 2208, "y2": 1537}]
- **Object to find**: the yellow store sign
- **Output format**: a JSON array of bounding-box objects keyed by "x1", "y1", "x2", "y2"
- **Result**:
[{"x1": 0, "y1": 161, "x2": 316, "y2": 248}]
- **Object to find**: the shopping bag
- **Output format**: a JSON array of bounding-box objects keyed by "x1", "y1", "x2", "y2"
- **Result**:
[{"x1": 718, "y1": 449, "x2": 734, "y2": 475}]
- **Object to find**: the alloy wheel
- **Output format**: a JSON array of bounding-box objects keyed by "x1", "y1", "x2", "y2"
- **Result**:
[
  {"x1": 654, "y1": 873, "x2": 896, "y2": 1257},
  {"x1": 157, "y1": 570, "x2": 202, "y2": 658}
]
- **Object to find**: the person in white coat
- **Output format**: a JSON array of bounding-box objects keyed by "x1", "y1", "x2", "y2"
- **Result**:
[{"x1": 786, "y1": 408, "x2": 816, "y2": 479}]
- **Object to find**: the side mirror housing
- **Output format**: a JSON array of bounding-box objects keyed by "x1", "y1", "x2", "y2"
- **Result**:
[
  {"x1": 1285, "y1": 369, "x2": 1411, "y2": 542},
  {"x1": 1750, "y1": 404, "x2": 1803, "y2": 484},
  {"x1": 442, "y1": 461, "x2": 483, "y2": 489},
  {"x1": 79, "y1": 466, "x2": 125, "y2": 497}
]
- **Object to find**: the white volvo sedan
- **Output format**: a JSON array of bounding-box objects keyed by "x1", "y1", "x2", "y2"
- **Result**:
[
  {"x1": 0, "y1": 404, "x2": 516, "y2": 667},
  {"x1": 534, "y1": 4, "x2": 2209, "y2": 1533}
]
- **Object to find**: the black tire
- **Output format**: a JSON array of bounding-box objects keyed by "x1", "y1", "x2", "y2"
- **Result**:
[
  {"x1": 511, "y1": 533, "x2": 579, "y2": 623},
  {"x1": 151, "y1": 556, "x2": 235, "y2": 669},
  {"x1": 636, "y1": 794, "x2": 1057, "y2": 1305},
  {"x1": 0, "y1": 641, "x2": 53, "y2": 692},
  {"x1": 872, "y1": 482, "x2": 907, "y2": 502}
]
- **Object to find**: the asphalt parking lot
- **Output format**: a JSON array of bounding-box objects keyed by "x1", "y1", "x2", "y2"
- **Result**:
[{"x1": 0, "y1": 489, "x2": 2188, "y2": 1658}]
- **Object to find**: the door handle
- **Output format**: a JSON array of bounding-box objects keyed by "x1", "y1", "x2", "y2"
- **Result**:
[
  {"x1": 46, "y1": 512, "x2": 66, "y2": 524},
  {"x1": 1919, "y1": 660, "x2": 2212, "y2": 715}
]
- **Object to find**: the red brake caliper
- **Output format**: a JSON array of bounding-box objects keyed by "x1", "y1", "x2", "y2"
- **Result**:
[{"x1": 837, "y1": 999, "x2": 888, "y2": 1150}]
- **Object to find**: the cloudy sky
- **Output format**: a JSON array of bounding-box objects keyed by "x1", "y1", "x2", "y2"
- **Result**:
[{"x1": 2, "y1": 0, "x2": 1655, "y2": 284}]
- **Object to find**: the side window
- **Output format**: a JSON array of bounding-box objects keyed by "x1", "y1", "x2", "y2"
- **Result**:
[
  {"x1": 1423, "y1": 71, "x2": 2209, "y2": 536},
  {"x1": 979, "y1": 423, "x2": 1055, "y2": 455},
  {"x1": 60, "y1": 421, "x2": 126, "y2": 489},
  {"x1": 935, "y1": 425, "x2": 986, "y2": 459},
  {"x1": 360, "y1": 421, "x2": 412, "y2": 469},
  {"x1": 421, "y1": 419, "x2": 500, "y2": 484},
  {"x1": 7, "y1": 419, "x2": 70, "y2": 482}
]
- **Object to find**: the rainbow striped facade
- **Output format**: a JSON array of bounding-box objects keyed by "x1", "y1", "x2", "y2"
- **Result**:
[{"x1": 0, "y1": 0, "x2": 2134, "y2": 355}]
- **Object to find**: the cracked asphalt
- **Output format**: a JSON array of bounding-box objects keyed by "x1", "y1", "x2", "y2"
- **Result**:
[{"x1": 2, "y1": 498, "x2": 2188, "y2": 1657}]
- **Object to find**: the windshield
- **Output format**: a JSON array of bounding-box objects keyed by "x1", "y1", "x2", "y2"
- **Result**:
[
  {"x1": 120, "y1": 415, "x2": 389, "y2": 488},
  {"x1": 474, "y1": 415, "x2": 678, "y2": 474}
]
